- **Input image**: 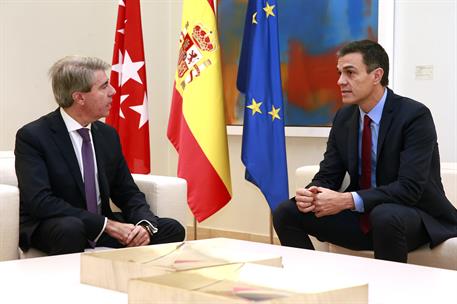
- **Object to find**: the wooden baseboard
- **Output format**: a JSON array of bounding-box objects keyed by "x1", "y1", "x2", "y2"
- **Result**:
[{"x1": 185, "y1": 226, "x2": 281, "y2": 246}]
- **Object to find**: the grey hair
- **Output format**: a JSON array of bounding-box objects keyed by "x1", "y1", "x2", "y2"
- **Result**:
[{"x1": 48, "y1": 56, "x2": 110, "y2": 108}]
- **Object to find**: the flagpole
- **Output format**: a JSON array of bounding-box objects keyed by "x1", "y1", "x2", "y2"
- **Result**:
[
  {"x1": 269, "y1": 213, "x2": 274, "y2": 244},
  {"x1": 193, "y1": 217, "x2": 198, "y2": 240}
]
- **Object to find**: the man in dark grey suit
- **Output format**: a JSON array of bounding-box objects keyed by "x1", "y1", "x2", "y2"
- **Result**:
[
  {"x1": 273, "y1": 40, "x2": 457, "y2": 262},
  {"x1": 15, "y1": 56, "x2": 185, "y2": 255}
]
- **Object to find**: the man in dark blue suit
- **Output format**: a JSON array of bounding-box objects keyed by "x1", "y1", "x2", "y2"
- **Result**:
[
  {"x1": 273, "y1": 40, "x2": 457, "y2": 262},
  {"x1": 15, "y1": 56, "x2": 185, "y2": 255}
]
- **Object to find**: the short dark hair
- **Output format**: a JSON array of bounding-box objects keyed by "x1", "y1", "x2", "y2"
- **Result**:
[{"x1": 337, "y1": 40, "x2": 389, "y2": 86}]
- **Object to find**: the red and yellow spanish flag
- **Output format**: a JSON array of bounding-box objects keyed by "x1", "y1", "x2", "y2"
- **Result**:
[{"x1": 167, "y1": 0, "x2": 232, "y2": 222}]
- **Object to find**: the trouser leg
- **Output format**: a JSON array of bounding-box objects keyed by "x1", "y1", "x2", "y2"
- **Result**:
[
  {"x1": 370, "y1": 203, "x2": 429, "y2": 262},
  {"x1": 149, "y1": 218, "x2": 186, "y2": 244},
  {"x1": 273, "y1": 198, "x2": 372, "y2": 251},
  {"x1": 31, "y1": 216, "x2": 87, "y2": 255},
  {"x1": 273, "y1": 198, "x2": 315, "y2": 249}
]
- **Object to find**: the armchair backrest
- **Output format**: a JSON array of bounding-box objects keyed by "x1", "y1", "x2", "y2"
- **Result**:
[{"x1": 294, "y1": 165, "x2": 349, "y2": 192}]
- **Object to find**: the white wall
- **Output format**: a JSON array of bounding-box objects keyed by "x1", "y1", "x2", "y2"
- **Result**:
[
  {"x1": 1, "y1": 0, "x2": 456, "y2": 237},
  {"x1": 393, "y1": 0, "x2": 457, "y2": 162},
  {"x1": 0, "y1": 1, "x2": 116, "y2": 151},
  {"x1": 0, "y1": 0, "x2": 184, "y2": 177}
]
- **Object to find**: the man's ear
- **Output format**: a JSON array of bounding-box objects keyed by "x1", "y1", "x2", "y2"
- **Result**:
[
  {"x1": 71, "y1": 91, "x2": 85, "y2": 105},
  {"x1": 372, "y1": 67, "x2": 384, "y2": 85}
]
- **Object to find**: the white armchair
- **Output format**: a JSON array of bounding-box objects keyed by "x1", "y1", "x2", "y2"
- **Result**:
[
  {"x1": 0, "y1": 151, "x2": 188, "y2": 261},
  {"x1": 0, "y1": 184, "x2": 19, "y2": 261},
  {"x1": 295, "y1": 163, "x2": 457, "y2": 270}
]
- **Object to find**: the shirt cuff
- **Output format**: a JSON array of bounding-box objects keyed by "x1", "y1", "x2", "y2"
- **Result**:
[
  {"x1": 351, "y1": 192, "x2": 365, "y2": 212},
  {"x1": 93, "y1": 217, "x2": 107, "y2": 242},
  {"x1": 136, "y1": 219, "x2": 158, "y2": 233}
]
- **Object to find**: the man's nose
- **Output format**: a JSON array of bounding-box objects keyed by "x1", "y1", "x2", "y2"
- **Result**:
[
  {"x1": 109, "y1": 84, "x2": 116, "y2": 97},
  {"x1": 337, "y1": 73, "x2": 346, "y2": 86}
]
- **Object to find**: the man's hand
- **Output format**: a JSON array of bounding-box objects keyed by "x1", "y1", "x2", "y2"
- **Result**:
[
  {"x1": 295, "y1": 186, "x2": 319, "y2": 213},
  {"x1": 105, "y1": 219, "x2": 149, "y2": 246},
  {"x1": 313, "y1": 187, "x2": 354, "y2": 217},
  {"x1": 125, "y1": 225, "x2": 150, "y2": 247}
]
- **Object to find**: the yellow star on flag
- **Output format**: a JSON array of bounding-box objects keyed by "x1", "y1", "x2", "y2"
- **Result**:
[
  {"x1": 247, "y1": 98, "x2": 263, "y2": 116},
  {"x1": 252, "y1": 12, "x2": 258, "y2": 24},
  {"x1": 263, "y1": 2, "x2": 275, "y2": 18},
  {"x1": 268, "y1": 105, "x2": 281, "y2": 121}
]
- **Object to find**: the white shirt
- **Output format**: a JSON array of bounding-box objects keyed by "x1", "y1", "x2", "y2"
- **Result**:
[{"x1": 60, "y1": 108, "x2": 106, "y2": 241}]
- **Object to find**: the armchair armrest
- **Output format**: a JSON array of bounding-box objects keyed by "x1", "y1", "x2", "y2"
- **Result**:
[
  {"x1": 0, "y1": 151, "x2": 18, "y2": 186},
  {"x1": 132, "y1": 174, "x2": 188, "y2": 228},
  {"x1": 0, "y1": 184, "x2": 20, "y2": 261},
  {"x1": 441, "y1": 162, "x2": 457, "y2": 208}
]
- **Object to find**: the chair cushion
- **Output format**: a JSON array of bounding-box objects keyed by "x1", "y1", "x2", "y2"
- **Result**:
[
  {"x1": 18, "y1": 248, "x2": 47, "y2": 259},
  {"x1": 408, "y1": 238, "x2": 457, "y2": 270}
]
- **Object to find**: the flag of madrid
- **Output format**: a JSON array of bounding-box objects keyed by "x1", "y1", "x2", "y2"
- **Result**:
[{"x1": 106, "y1": 0, "x2": 150, "y2": 174}]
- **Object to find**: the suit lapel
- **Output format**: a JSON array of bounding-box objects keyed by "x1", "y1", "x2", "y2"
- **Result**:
[
  {"x1": 377, "y1": 89, "x2": 397, "y2": 158},
  {"x1": 48, "y1": 109, "x2": 85, "y2": 196},
  {"x1": 91, "y1": 123, "x2": 109, "y2": 206},
  {"x1": 346, "y1": 107, "x2": 359, "y2": 181}
]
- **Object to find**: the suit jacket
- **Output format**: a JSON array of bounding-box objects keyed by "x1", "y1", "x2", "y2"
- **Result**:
[
  {"x1": 309, "y1": 88, "x2": 457, "y2": 247},
  {"x1": 15, "y1": 109, "x2": 158, "y2": 250}
]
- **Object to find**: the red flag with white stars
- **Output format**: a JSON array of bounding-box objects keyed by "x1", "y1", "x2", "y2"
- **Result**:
[{"x1": 106, "y1": 0, "x2": 150, "y2": 174}]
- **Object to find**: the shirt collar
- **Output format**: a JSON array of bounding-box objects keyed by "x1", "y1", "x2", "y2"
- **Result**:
[
  {"x1": 359, "y1": 88, "x2": 387, "y2": 125},
  {"x1": 60, "y1": 107, "x2": 92, "y2": 132}
]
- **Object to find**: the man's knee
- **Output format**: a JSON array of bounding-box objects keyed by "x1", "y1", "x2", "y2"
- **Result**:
[
  {"x1": 50, "y1": 217, "x2": 87, "y2": 253},
  {"x1": 152, "y1": 218, "x2": 186, "y2": 244},
  {"x1": 171, "y1": 220, "x2": 186, "y2": 242},
  {"x1": 272, "y1": 198, "x2": 295, "y2": 230},
  {"x1": 370, "y1": 204, "x2": 405, "y2": 232}
]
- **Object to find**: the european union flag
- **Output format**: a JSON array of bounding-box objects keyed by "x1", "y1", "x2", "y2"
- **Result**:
[{"x1": 237, "y1": 0, "x2": 289, "y2": 211}]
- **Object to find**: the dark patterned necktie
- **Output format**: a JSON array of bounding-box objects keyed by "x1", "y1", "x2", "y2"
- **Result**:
[
  {"x1": 77, "y1": 128, "x2": 98, "y2": 215},
  {"x1": 360, "y1": 115, "x2": 372, "y2": 233}
]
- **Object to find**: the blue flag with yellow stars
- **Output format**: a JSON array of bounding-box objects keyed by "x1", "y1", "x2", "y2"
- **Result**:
[{"x1": 237, "y1": 0, "x2": 289, "y2": 211}]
